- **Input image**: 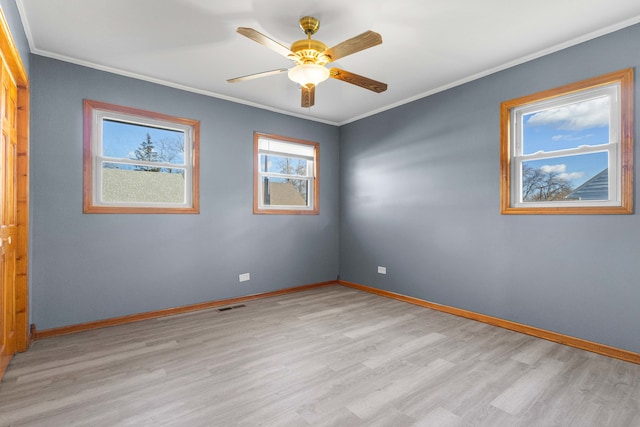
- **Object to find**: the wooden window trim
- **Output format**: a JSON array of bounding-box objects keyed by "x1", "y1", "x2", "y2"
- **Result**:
[
  {"x1": 500, "y1": 68, "x2": 634, "y2": 214},
  {"x1": 253, "y1": 132, "x2": 320, "y2": 215},
  {"x1": 83, "y1": 100, "x2": 200, "y2": 214}
]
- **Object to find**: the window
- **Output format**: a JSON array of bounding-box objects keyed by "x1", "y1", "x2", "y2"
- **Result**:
[
  {"x1": 254, "y1": 132, "x2": 319, "y2": 215},
  {"x1": 500, "y1": 68, "x2": 633, "y2": 214},
  {"x1": 83, "y1": 100, "x2": 199, "y2": 213}
]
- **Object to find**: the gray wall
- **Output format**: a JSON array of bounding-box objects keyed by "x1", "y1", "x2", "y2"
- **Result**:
[
  {"x1": 30, "y1": 55, "x2": 340, "y2": 330},
  {"x1": 339, "y1": 24, "x2": 640, "y2": 354}
]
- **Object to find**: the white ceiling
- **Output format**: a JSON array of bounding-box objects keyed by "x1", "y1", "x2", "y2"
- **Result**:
[{"x1": 16, "y1": 0, "x2": 640, "y2": 125}]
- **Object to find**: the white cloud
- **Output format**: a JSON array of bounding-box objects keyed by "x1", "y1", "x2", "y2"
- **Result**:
[
  {"x1": 557, "y1": 172, "x2": 585, "y2": 181},
  {"x1": 538, "y1": 164, "x2": 585, "y2": 181},
  {"x1": 551, "y1": 133, "x2": 595, "y2": 142},
  {"x1": 540, "y1": 164, "x2": 566, "y2": 174},
  {"x1": 527, "y1": 97, "x2": 609, "y2": 131}
]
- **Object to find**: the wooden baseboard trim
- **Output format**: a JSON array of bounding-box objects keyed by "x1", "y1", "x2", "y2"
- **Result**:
[
  {"x1": 339, "y1": 280, "x2": 640, "y2": 365},
  {"x1": 34, "y1": 281, "x2": 337, "y2": 340}
]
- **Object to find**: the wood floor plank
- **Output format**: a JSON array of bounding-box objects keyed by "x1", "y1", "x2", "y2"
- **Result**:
[{"x1": 1, "y1": 285, "x2": 639, "y2": 426}]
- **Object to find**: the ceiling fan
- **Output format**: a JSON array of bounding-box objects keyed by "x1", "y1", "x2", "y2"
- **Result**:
[{"x1": 227, "y1": 16, "x2": 387, "y2": 108}]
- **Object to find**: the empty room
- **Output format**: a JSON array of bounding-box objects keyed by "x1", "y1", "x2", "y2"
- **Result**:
[{"x1": 1, "y1": 0, "x2": 639, "y2": 425}]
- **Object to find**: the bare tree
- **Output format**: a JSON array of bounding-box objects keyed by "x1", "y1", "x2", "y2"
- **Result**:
[
  {"x1": 155, "y1": 136, "x2": 184, "y2": 174},
  {"x1": 522, "y1": 165, "x2": 573, "y2": 201}
]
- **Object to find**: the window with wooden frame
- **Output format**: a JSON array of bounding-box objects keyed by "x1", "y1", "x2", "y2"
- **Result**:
[
  {"x1": 83, "y1": 100, "x2": 200, "y2": 213},
  {"x1": 500, "y1": 68, "x2": 633, "y2": 214},
  {"x1": 254, "y1": 132, "x2": 319, "y2": 215}
]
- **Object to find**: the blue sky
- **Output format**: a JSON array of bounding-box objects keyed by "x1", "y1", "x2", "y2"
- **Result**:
[
  {"x1": 522, "y1": 96, "x2": 610, "y2": 188},
  {"x1": 259, "y1": 154, "x2": 307, "y2": 175},
  {"x1": 102, "y1": 119, "x2": 184, "y2": 164}
]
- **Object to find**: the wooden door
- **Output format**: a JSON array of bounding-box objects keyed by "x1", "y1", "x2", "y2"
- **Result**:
[
  {"x1": 0, "y1": 58, "x2": 18, "y2": 373},
  {"x1": 0, "y1": 9, "x2": 30, "y2": 380}
]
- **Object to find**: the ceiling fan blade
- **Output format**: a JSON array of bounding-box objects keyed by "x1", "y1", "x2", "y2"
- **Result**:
[
  {"x1": 301, "y1": 84, "x2": 315, "y2": 108},
  {"x1": 329, "y1": 68, "x2": 387, "y2": 93},
  {"x1": 236, "y1": 27, "x2": 295, "y2": 59},
  {"x1": 324, "y1": 31, "x2": 382, "y2": 62},
  {"x1": 227, "y1": 68, "x2": 288, "y2": 83}
]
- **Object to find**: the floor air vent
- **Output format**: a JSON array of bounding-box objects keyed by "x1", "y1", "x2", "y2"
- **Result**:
[{"x1": 217, "y1": 304, "x2": 246, "y2": 312}]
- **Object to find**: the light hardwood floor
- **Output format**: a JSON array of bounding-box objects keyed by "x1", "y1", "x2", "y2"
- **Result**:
[{"x1": 1, "y1": 286, "x2": 639, "y2": 426}]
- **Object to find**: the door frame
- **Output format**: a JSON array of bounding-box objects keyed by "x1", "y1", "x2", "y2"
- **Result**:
[{"x1": 0, "y1": 8, "x2": 30, "y2": 362}]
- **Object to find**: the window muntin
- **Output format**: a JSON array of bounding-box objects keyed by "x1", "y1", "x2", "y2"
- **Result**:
[
  {"x1": 500, "y1": 69, "x2": 633, "y2": 214},
  {"x1": 83, "y1": 100, "x2": 199, "y2": 213},
  {"x1": 254, "y1": 133, "x2": 319, "y2": 215}
]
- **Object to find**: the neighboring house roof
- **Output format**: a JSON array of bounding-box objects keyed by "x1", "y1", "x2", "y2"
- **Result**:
[
  {"x1": 565, "y1": 168, "x2": 608, "y2": 200},
  {"x1": 268, "y1": 182, "x2": 306, "y2": 206}
]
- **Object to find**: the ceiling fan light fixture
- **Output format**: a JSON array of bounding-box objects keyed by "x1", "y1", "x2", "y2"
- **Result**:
[{"x1": 288, "y1": 64, "x2": 330, "y2": 87}]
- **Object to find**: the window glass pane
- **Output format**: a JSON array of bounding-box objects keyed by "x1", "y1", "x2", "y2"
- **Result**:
[
  {"x1": 262, "y1": 177, "x2": 309, "y2": 206},
  {"x1": 103, "y1": 119, "x2": 185, "y2": 165},
  {"x1": 259, "y1": 154, "x2": 309, "y2": 176},
  {"x1": 521, "y1": 152, "x2": 608, "y2": 202},
  {"x1": 522, "y1": 96, "x2": 610, "y2": 155},
  {"x1": 102, "y1": 162, "x2": 186, "y2": 203}
]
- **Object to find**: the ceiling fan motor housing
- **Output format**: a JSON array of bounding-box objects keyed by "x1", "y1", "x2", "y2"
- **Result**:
[
  {"x1": 289, "y1": 16, "x2": 331, "y2": 65},
  {"x1": 290, "y1": 39, "x2": 330, "y2": 65}
]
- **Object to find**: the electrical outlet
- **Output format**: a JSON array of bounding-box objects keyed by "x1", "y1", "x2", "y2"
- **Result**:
[
  {"x1": 378, "y1": 266, "x2": 387, "y2": 275},
  {"x1": 239, "y1": 273, "x2": 250, "y2": 282}
]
